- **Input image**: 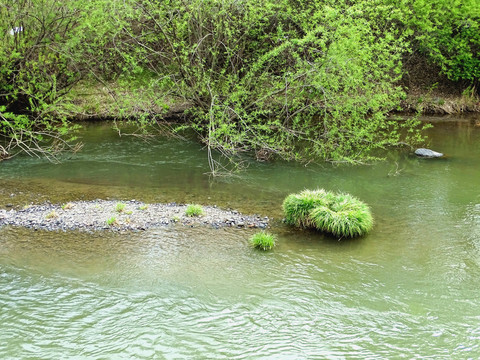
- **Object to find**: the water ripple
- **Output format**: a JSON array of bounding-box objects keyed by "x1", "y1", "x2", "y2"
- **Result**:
[{"x1": 0, "y1": 218, "x2": 480, "y2": 359}]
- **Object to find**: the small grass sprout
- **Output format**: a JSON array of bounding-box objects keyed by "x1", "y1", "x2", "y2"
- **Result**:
[
  {"x1": 62, "y1": 202, "x2": 74, "y2": 210},
  {"x1": 45, "y1": 210, "x2": 58, "y2": 219},
  {"x1": 185, "y1": 204, "x2": 204, "y2": 217},
  {"x1": 115, "y1": 203, "x2": 126, "y2": 213},
  {"x1": 106, "y1": 217, "x2": 117, "y2": 226},
  {"x1": 138, "y1": 204, "x2": 148, "y2": 210},
  {"x1": 250, "y1": 231, "x2": 276, "y2": 250}
]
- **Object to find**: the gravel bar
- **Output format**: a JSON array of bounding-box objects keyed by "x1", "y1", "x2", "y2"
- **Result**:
[{"x1": 0, "y1": 200, "x2": 269, "y2": 232}]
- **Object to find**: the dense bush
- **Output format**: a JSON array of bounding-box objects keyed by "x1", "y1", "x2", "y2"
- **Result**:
[
  {"x1": 401, "y1": 0, "x2": 480, "y2": 86},
  {"x1": 129, "y1": 0, "x2": 427, "y2": 172},
  {"x1": 0, "y1": 0, "x2": 129, "y2": 158},
  {"x1": 2, "y1": 0, "x2": 476, "y2": 164}
]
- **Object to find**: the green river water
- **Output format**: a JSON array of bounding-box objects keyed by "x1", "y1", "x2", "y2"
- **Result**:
[{"x1": 0, "y1": 116, "x2": 479, "y2": 359}]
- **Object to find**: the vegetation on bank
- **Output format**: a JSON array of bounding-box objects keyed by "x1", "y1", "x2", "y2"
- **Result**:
[
  {"x1": 283, "y1": 189, "x2": 373, "y2": 238},
  {"x1": 0, "y1": 0, "x2": 478, "y2": 168}
]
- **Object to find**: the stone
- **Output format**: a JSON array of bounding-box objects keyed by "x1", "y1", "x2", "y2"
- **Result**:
[
  {"x1": 0, "y1": 200, "x2": 269, "y2": 232},
  {"x1": 415, "y1": 148, "x2": 443, "y2": 158}
]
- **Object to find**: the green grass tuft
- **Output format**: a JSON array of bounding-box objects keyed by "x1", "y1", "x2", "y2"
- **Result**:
[
  {"x1": 61, "y1": 202, "x2": 74, "y2": 210},
  {"x1": 282, "y1": 189, "x2": 334, "y2": 227},
  {"x1": 250, "y1": 231, "x2": 276, "y2": 250},
  {"x1": 283, "y1": 189, "x2": 373, "y2": 238},
  {"x1": 185, "y1": 204, "x2": 204, "y2": 217},
  {"x1": 45, "y1": 210, "x2": 58, "y2": 219},
  {"x1": 115, "y1": 203, "x2": 126, "y2": 213},
  {"x1": 106, "y1": 217, "x2": 117, "y2": 226}
]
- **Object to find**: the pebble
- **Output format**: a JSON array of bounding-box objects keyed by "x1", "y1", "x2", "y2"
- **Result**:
[{"x1": 0, "y1": 200, "x2": 268, "y2": 232}]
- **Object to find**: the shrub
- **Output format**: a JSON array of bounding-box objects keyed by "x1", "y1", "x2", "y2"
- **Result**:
[
  {"x1": 0, "y1": 0, "x2": 118, "y2": 159},
  {"x1": 283, "y1": 189, "x2": 373, "y2": 238},
  {"x1": 250, "y1": 231, "x2": 276, "y2": 251},
  {"x1": 127, "y1": 0, "x2": 425, "y2": 174},
  {"x1": 401, "y1": 0, "x2": 480, "y2": 84},
  {"x1": 185, "y1": 204, "x2": 204, "y2": 217}
]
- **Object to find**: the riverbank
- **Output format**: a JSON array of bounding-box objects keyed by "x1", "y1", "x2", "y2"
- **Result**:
[
  {"x1": 0, "y1": 200, "x2": 270, "y2": 232},
  {"x1": 398, "y1": 55, "x2": 480, "y2": 115},
  {"x1": 66, "y1": 74, "x2": 480, "y2": 124}
]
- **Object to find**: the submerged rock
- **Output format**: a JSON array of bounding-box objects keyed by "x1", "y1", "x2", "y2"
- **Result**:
[{"x1": 415, "y1": 148, "x2": 444, "y2": 158}]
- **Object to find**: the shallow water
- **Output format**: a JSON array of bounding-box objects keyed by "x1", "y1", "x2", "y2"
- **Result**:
[{"x1": 0, "y1": 116, "x2": 480, "y2": 358}]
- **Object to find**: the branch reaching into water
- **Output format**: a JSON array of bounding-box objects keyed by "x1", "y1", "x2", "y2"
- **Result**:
[{"x1": 0, "y1": 111, "x2": 83, "y2": 162}]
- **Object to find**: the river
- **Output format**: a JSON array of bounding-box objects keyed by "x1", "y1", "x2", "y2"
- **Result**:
[{"x1": 0, "y1": 116, "x2": 479, "y2": 358}]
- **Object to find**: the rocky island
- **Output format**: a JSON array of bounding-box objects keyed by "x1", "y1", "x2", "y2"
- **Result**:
[{"x1": 0, "y1": 200, "x2": 269, "y2": 232}]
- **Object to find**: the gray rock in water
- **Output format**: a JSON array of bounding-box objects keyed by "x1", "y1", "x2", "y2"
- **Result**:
[{"x1": 415, "y1": 148, "x2": 444, "y2": 158}]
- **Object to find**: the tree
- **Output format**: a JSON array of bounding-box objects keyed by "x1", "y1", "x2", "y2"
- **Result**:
[{"x1": 125, "y1": 0, "x2": 426, "y2": 173}]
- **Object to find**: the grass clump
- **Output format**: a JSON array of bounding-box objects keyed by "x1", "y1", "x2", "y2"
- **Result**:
[
  {"x1": 138, "y1": 204, "x2": 148, "y2": 210},
  {"x1": 45, "y1": 210, "x2": 58, "y2": 219},
  {"x1": 106, "y1": 217, "x2": 117, "y2": 226},
  {"x1": 283, "y1": 189, "x2": 373, "y2": 238},
  {"x1": 282, "y1": 189, "x2": 333, "y2": 227},
  {"x1": 185, "y1": 204, "x2": 204, "y2": 217},
  {"x1": 115, "y1": 203, "x2": 126, "y2": 213},
  {"x1": 62, "y1": 202, "x2": 74, "y2": 210},
  {"x1": 250, "y1": 231, "x2": 276, "y2": 251}
]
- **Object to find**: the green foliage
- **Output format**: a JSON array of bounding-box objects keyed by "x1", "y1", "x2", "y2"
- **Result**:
[
  {"x1": 3, "y1": 0, "x2": 466, "y2": 164},
  {"x1": 45, "y1": 210, "x2": 58, "y2": 219},
  {"x1": 0, "y1": 0, "x2": 128, "y2": 158},
  {"x1": 106, "y1": 217, "x2": 117, "y2": 226},
  {"x1": 283, "y1": 189, "x2": 373, "y2": 238},
  {"x1": 283, "y1": 189, "x2": 334, "y2": 228},
  {"x1": 125, "y1": 0, "x2": 426, "y2": 171},
  {"x1": 309, "y1": 193, "x2": 373, "y2": 237},
  {"x1": 185, "y1": 204, "x2": 204, "y2": 217},
  {"x1": 249, "y1": 231, "x2": 276, "y2": 251},
  {"x1": 115, "y1": 203, "x2": 126, "y2": 213},
  {"x1": 61, "y1": 202, "x2": 74, "y2": 210},
  {"x1": 397, "y1": 0, "x2": 480, "y2": 84}
]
